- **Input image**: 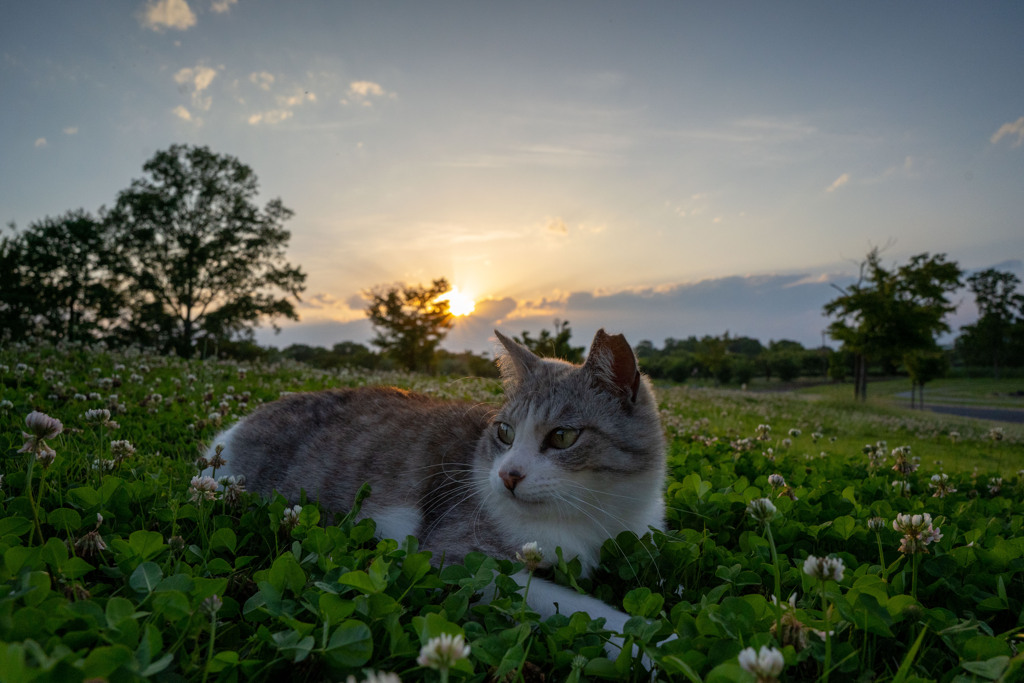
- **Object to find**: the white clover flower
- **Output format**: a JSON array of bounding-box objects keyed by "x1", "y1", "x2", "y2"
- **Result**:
[
  {"x1": 891, "y1": 479, "x2": 912, "y2": 494},
  {"x1": 738, "y1": 645, "x2": 785, "y2": 681},
  {"x1": 19, "y1": 410, "x2": 63, "y2": 466},
  {"x1": 788, "y1": 428, "x2": 801, "y2": 438},
  {"x1": 867, "y1": 516, "x2": 886, "y2": 532},
  {"x1": 24, "y1": 410, "x2": 63, "y2": 440},
  {"x1": 767, "y1": 473, "x2": 786, "y2": 489},
  {"x1": 281, "y1": 505, "x2": 303, "y2": 529},
  {"x1": 346, "y1": 672, "x2": 402, "y2": 683},
  {"x1": 781, "y1": 438, "x2": 792, "y2": 449},
  {"x1": 988, "y1": 477, "x2": 1003, "y2": 495},
  {"x1": 516, "y1": 541, "x2": 544, "y2": 572},
  {"x1": 83, "y1": 408, "x2": 118, "y2": 428},
  {"x1": 770, "y1": 592, "x2": 798, "y2": 611},
  {"x1": 929, "y1": 473, "x2": 956, "y2": 498},
  {"x1": 75, "y1": 530, "x2": 108, "y2": 557},
  {"x1": 189, "y1": 475, "x2": 220, "y2": 503},
  {"x1": 988, "y1": 427, "x2": 1004, "y2": 442},
  {"x1": 747, "y1": 497, "x2": 777, "y2": 524},
  {"x1": 201, "y1": 594, "x2": 223, "y2": 616},
  {"x1": 803, "y1": 554, "x2": 845, "y2": 582},
  {"x1": 417, "y1": 633, "x2": 471, "y2": 671},
  {"x1": 110, "y1": 439, "x2": 136, "y2": 463},
  {"x1": 755, "y1": 424, "x2": 772, "y2": 441},
  {"x1": 893, "y1": 512, "x2": 943, "y2": 554}
]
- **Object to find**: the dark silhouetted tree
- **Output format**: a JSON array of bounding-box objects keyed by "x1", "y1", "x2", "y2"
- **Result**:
[
  {"x1": 956, "y1": 268, "x2": 1024, "y2": 379},
  {"x1": 825, "y1": 248, "x2": 962, "y2": 401},
  {"x1": 108, "y1": 145, "x2": 306, "y2": 356},
  {"x1": 515, "y1": 319, "x2": 584, "y2": 362},
  {"x1": 17, "y1": 210, "x2": 124, "y2": 343},
  {"x1": 365, "y1": 277, "x2": 453, "y2": 372},
  {"x1": 0, "y1": 225, "x2": 32, "y2": 342},
  {"x1": 904, "y1": 348, "x2": 949, "y2": 408}
]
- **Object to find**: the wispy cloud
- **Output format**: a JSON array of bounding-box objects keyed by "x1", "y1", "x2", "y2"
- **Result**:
[
  {"x1": 826, "y1": 172, "x2": 850, "y2": 192},
  {"x1": 138, "y1": 0, "x2": 196, "y2": 32},
  {"x1": 991, "y1": 116, "x2": 1024, "y2": 147},
  {"x1": 172, "y1": 105, "x2": 193, "y2": 122},
  {"x1": 62, "y1": 126, "x2": 78, "y2": 136},
  {"x1": 547, "y1": 217, "x2": 569, "y2": 236},
  {"x1": 174, "y1": 65, "x2": 218, "y2": 111},
  {"x1": 248, "y1": 110, "x2": 292, "y2": 125},
  {"x1": 34, "y1": 137, "x2": 47, "y2": 148},
  {"x1": 249, "y1": 71, "x2": 274, "y2": 91},
  {"x1": 342, "y1": 80, "x2": 396, "y2": 107},
  {"x1": 210, "y1": 0, "x2": 237, "y2": 14}
]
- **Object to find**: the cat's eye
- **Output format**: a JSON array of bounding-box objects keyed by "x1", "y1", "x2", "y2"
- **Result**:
[
  {"x1": 546, "y1": 427, "x2": 580, "y2": 449},
  {"x1": 496, "y1": 422, "x2": 516, "y2": 445}
]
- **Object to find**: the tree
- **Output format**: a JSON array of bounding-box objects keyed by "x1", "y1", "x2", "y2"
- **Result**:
[
  {"x1": 956, "y1": 268, "x2": 1024, "y2": 379},
  {"x1": 824, "y1": 248, "x2": 962, "y2": 401},
  {"x1": 514, "y1": 319, "x2": 584, "y2": 363},
  {"x1": 18, "y1": 210, "x2": 124, "y2": 343},
  {"x1": 904, "y1": 348, "x2": 949, "y2": 408},
  {"x1": 0, "y1": 225, "x2": 32, "y2": 342},
  {"x1": 108, "y1": 144, "x2": 306, "y2": 356},
  {"x1": 365, "y1": 277, "x2": 453, "y2": 372}
]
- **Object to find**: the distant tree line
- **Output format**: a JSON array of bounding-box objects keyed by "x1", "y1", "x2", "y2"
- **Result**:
[
  {"x1": 1, "y1": 145, "x2": 306, "y2": 357},
  {"x1": 5, "y1": 153, "x2": 1023, "y2": 389},
  {"x1": 634, "y1": 334, "x2": 829, "y2": 386}
]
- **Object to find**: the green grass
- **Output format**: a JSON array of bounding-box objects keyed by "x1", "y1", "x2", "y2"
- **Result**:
[
  {"x1": 796, "y1": 377, "x2": 1024, "y2": 409},
  {"x1": 2, "y1": 342, "x2": 1024, "y2": 682}
]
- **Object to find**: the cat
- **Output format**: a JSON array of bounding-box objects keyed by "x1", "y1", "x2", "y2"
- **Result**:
[{"x1": 203, "y1": 329, "x2": 668, "y2": 655}]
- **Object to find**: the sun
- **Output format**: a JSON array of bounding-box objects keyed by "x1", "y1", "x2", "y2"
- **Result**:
[{"x1": 435, "y1": 286, "x2": 476, "y2": 316}]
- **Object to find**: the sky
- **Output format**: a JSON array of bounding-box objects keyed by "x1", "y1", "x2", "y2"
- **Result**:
[{"x1": 3, "y1": 1, "x2": 1023, "y2": 356}]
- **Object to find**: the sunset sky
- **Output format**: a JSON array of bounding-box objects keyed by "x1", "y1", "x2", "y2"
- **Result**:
[{"x1": 3, "y1": 1, "x2": 1023, "y2": 354}]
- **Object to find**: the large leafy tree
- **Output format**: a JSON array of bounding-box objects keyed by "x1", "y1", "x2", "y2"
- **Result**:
[
  {"x1": 956, "y1": 268, "x2": 1024, "y2": 378},
  {"x1": 108, "y1": 145, "x2": 306, "y2": 356},
  {"x1": 824, "y1": 248, "x2": 962, "y2": 401},
  {"x1": 18, "y1": 210, "x2": 124, "y2": 343},
  {"x1": 365, "y1": 277, "x2": 453, "y2": 372}
]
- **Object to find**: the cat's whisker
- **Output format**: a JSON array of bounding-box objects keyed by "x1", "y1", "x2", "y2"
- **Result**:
[
  {"x1": 553, "y1": 492, "x2": 641, "y2": 581},
  {"x1": 559, "y1": 490, "x2": 664, "y2": 584}
]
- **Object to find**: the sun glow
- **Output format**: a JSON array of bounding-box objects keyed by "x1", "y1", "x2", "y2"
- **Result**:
[{"x1": 435, "y1": 286, "x2": 476, "y2": 316}]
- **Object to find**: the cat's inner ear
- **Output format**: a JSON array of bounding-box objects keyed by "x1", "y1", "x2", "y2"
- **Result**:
[
  {"x1": 584, "y1": 329, "x2": 641, "y2": 402},
  {"x1": 494, "y1": 329, "x2": 541, "y2": 384}
]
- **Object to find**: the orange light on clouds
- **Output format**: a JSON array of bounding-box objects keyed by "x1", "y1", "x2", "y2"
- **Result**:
[{"x1": 435, "y1": 286, "x2": 476, "y2": 316}]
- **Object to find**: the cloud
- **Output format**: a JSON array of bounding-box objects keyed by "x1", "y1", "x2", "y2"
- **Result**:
[
  {"x1": 546, "y1": 217, "x2": 569, "y2": 235},
  {"x1": 248, "y1": 109, "x2": 292, "y2": 125},
  {"x1": 210, "y1": 0, "x2": 237, "y2": 14},
  {"x1": 34, "y1": 137, "x2": 47, "y2": 148},
  {"x1": 991, "y1": 116, "x2": 1024, "y2": 147},
  {"x1": 172, "y1": 105, "x2": 193, "y2": 121},
  {"x1": 249, "y1": 71, "x2": 275, "y2": 91},
  {"x1": 62, "y1": 126, "x2": 78, "y2": 135},
  {"x1": 138, "y1": 0, "x2": 196, "y2": 32},
  {"x1": 174, "y1": 65, "x2": 218, "y2": 111},
  {"x1": 277, "y1": 89, "x2": 316, "y2": 107},
  {"x1": 826, "y1": 172, "x2": 850, "y2": 192},
  {"x1": 342, "y1": 80, "x2": 395, "y2": 106}
]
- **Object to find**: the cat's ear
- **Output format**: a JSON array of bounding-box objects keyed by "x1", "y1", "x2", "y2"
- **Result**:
[
  {"x1": 584, "y1": 329, "x2": 641, "y2": 403},
  {"x1": 494, "y1": 330, "x2": 541, "y2": 384}
]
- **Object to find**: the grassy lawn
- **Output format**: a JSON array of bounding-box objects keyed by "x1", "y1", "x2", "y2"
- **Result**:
[{"x1": 795, "y1": 377, "x2": 1024, "y2": 409}]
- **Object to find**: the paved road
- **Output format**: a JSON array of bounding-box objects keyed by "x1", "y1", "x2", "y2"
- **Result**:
[{"x1": 918, "y1": 404, "x2": 1024, "y2": 424}]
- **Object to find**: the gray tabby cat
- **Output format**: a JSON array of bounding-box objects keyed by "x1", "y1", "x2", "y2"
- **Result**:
[{"x1": 204, "y1": 329, "x2": 666, "y2": 646}]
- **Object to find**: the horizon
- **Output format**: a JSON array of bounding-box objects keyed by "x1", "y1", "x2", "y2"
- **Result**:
[{"x1": 4, "y1": 1, "x2": 1023, "y2": 354}]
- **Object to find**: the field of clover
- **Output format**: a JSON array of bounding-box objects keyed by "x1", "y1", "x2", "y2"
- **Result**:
[{"x1": 1, "y1": 340, "x2": 1023, "y2": 683}]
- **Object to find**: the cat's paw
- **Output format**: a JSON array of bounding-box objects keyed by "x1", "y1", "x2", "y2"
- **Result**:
[{"x1": 605, "y1": 623, "x2": 679, "y2": 678}]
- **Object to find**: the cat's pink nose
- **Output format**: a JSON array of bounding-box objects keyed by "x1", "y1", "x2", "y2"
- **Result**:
[{"x1": 500, "y1": 469, "x2": 524, "y2": 492}]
